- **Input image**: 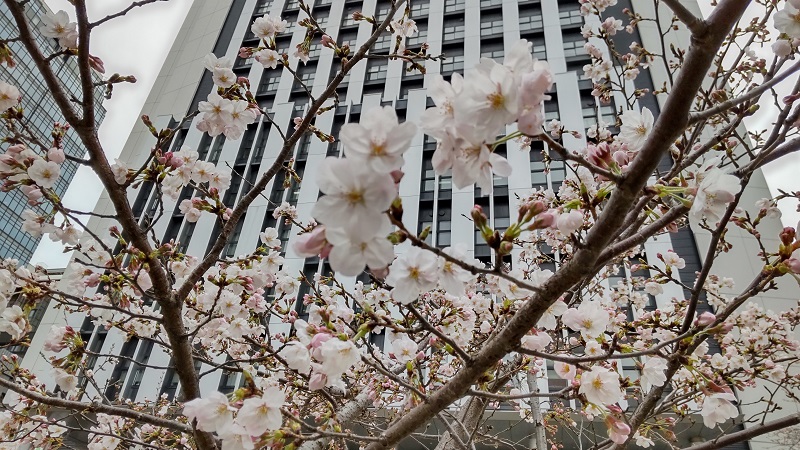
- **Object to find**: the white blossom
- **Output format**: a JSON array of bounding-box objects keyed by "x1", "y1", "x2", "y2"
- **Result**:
[
  {"x1": 0, "y1": 81, "x2": 21, "y2": 111},
  {"x1": 579, "y1": 366, "x2": 623, "y2": 406},
  {"x1": 27, "y1": 159, "x2": 60, "y2": 189},
  {"x1": 386, "y1": 247, "x2": 439, "y2": 304},
  {"x1": 235, "y1": 386, "x2": 285, "y2": 436},
  {"x1": 618, "y1": 107, "x2": 653, "y2": 151}
]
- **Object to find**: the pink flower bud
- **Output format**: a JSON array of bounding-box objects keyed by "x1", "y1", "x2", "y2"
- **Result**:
[
  {"x1": 310, "y1": 332, "x2": 332, "y2": 349},
  {"x1": 88, "y1": 55, "x2": 105, "y2": 73},
  {"x1": 238, "y1": 47, "x2": 252, "y2": 58},
  {"x1": 47, "y1": 147, "x2": 65, "y2": 164},
  {"x1": 7, "y1": 144, "x2": 24, "y2": 155},
  {"x1": 321, "y1": 34, "x2": 335, "y2": 48},
  {"x1": 369, "y1": 265, "x2": 389, "y2": 279},
  {"x1": 84, "y1": 272, "x2": 101, "y2": 287},
  {"x1": 390, "y1": 170, "x2": 404, "y2": 185},
  {"x1": 695, "y1": 312, "x2": 716, "y2": 327},
  {"x1": 612, "y1": 150, "x2": 629, "y2": 166},
  {"x1": 20, "y1": 185, "x2": 42, "y2": 205},
  {"x1": 0, "y1": 154, "x2": 16, "y2": 166},
  {"x1": 294, "y1": 226, "x2": 328, "y2": 258},
  {"x1": 309, "y1": 371, "x2": 327, "y2": 391},
  {"x1": 787, "y1": 258, "x2": 800, "y2": 274}
]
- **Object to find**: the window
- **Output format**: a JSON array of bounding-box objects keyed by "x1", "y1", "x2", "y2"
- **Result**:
[
  {"x1": 443, "y1": 15, "x2": 465, "y2": 42},
  {"x1": 559, "y1": 2, "x2": 583, "y2": 27},
  {"x1": 444, "y1": 0, "x2": 465, "y2": 12},
  {"x1": 418, "y1": 203, "x2": 434, "y2": 244},
  {"x1": 376, "y1": 1, "x2": 394, "y2": 19},
  {"x1": 400, "y1": 78, "x2": 424, "y2": 99},
  {"x1": 600, "y1": 100, "x2": 617, "y2": 126},
  {"x1": 441, "y1": 45, "x2": 464, "y2": 75},
  {"x1": 258, "y1": 69, "x2": 282, "y2": 95},
  {"x1": 293, "y1": 64, "x2": 317, "y2": 91},
  {"x1": 315, "y1": 0, "x2": 332, "y2": 6},
  {"x1": 313, "y1": 8, "x2": 330, "y2": 29},
  {"x1": 563, "y1": 31, "x2": 586, "y2": 59},
  {"x1": 373, "y1": 33, "x2": 393, "y2": 51},
  {"x1": 338, "y1": 30, "x2": 358, "y2": 50},
  {"x1": 235, "y1": 55, "x2": 254, "y2": 69},
  {"x1": 342, "y1": 5, "x2": 361, "y2": 27},
  {"x1": 208, "y1": 136, "x2": 226, "y2": 165},
  {"x1": 581, "y1": 92, "x2": 597, "y2": 128},
  {"x1": 481, "y1": 39, "x2": 504, "y2": 60},
  {"x1": 411, "y1": 0, "x2": 430, "y2": 17},
  {"x1": 521, "y1": 34, "x2": 547, "y2": 59},
  {"x1": 224, "y1": 215, "x2": 246, "y2": 257},
  {"x1": 407, "y1": 20, "x2": 428, "y2": 46},
  {"x1": 480, "y1": 12, "x2": 503, "y2": 37},
  {"x1": 519, "y1": 4, "x2": 543, "y2": 31},
  {"x1": 253, "y1": 0, "x2": 273, "y2": 15},
  {"x1": 530, "y1": 142, "x2": 547, "y2": 189},
  {"x1": 218, "y1": 368, "x2": 238, "y2": 394},
  {"x1": 421, "y1": 156, "x2": 435, "y2": 197},
  {"x1": 366, "y1": 58, "x2": 388, "y2": 81},
  {"x1": 544, "y1": 95, "x2": 560, "y2": 121},
  {"x1": 285, "y1": 0, "x2": 300, "y2": 10},
  {"x1": 308, "y1": 42, "x2": 322, "y2": 59},
  {"x1": 436, "y1": 204, "x2": 452, "y2": 247}
]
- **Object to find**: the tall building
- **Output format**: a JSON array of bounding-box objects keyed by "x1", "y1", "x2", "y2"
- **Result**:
[
  {"x1": 15, "y1": 0, "x2": 797, "y2": 449},
  {"x1": 0, "y1": 0, "x2": 106, "y2": 263}
]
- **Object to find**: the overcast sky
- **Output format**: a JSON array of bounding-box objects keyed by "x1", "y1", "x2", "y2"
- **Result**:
[
  {"x1": 28, "y1": 0, "x2": 800, "y2": 268},
  {"x1": 32, "y1": 0, "x2": 193, "y2": 268}
]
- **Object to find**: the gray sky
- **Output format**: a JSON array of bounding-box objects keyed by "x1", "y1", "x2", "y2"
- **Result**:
[
  {"x1": 32, "y1": 0, "x2": 192, "y2": 268},
  {"x1": 29, "y1": 0, "x2": 800, "y2": 268}
]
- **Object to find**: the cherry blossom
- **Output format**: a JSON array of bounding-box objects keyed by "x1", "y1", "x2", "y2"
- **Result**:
[
  {"x1": 700, "y1": 392, "x2": 739, "y2": 428},
  {"x1": 318, "y1": 338, "x2": 361, "y2": 379},
  {"x1": 236, "y1": 386, "x2": 285, "y2": 436},
  {"x1": 27, "y1": 159, "x2": 60, "y2": 189},
  {"x1": 279, "y1": 341, "x2": 312, "y2": 374},
  {"x1": 311, "y1": 157, "x2": 397, "y2": 239},
  {"x1": 579, "y1": 366, "x2": 623, "y2": 406},
  {"x1": 339, "y1": 106, "x2": 417, "y2": 173},
  {"x1": 325, "y1": 222, "x2": 395, "y2": 276},
  {"x1": 775, "y1": 3, "x2": 800, "y2": 38},
  {"x1": 618, "y1": 108, "x2": 654, "y2": 151},
  {"x1": 251, "y1": 14, "x2": 286, "y2": 40},
  {"x1": 254, "y1": 49, "x2": 280, "y2": 69},
  {"x1": 520, "y1": 330, "x2": 552, "y2": 351},
  {"x1": 386, "y1": 247, "x2": 439, "y2": 304},
  {"x1": 39, "y1": 10, "x2": 78, "y2": 48},
  {"x1": 392, "y1": 335, "x2": 418, "y2": 363},
  {"x1": 561, "y1": 301, "x2": 610, "y2": 339},
  {"x1": 640, "y1": 357, "x2": 668, "y2": 392},
  {"x1": 0, "y1": 81, "x2": 20, "y2": 110},
  {"x1": 690, "y1": 167, "x2": 741, "y2": 223},
  {"x1": 183, "y1": 391, "x2": 235, "y2": 433},
  {"x1": 259, "y1": 227, "x2": 281, "y2": 248}
]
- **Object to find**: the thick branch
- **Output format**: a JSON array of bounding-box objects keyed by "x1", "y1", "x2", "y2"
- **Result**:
[
  {"x1": 661, "y1": 0, "x2": 708, "y2": 36},
  {"x1": 363, "y1": 1, "x2": 749, "y2": 448},
  {"x1": 681, "y1": 413, "x2": 800, "y2": 450}
]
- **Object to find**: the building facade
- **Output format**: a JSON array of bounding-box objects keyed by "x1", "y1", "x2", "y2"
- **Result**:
[
  {"x1": 0, "y1": 0, "x2": 106, "y2": 263},
  {"x1": 15, "y1": 0, "x2": 798, "y2": 449}
]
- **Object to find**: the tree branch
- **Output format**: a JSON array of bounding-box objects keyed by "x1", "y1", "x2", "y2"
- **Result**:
[
  {"x1": 681, "y1": 413, "x2": 800, "y2": 450},
  {"x1": 688, "y1": 60, "x2": 800, "y2": 125},
  {"x1": 661, "y1": 0, "x2": 708, "y2": 36},
  {"x1": 0, "y1": 377, "x2": 192, "y2": 434}
]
